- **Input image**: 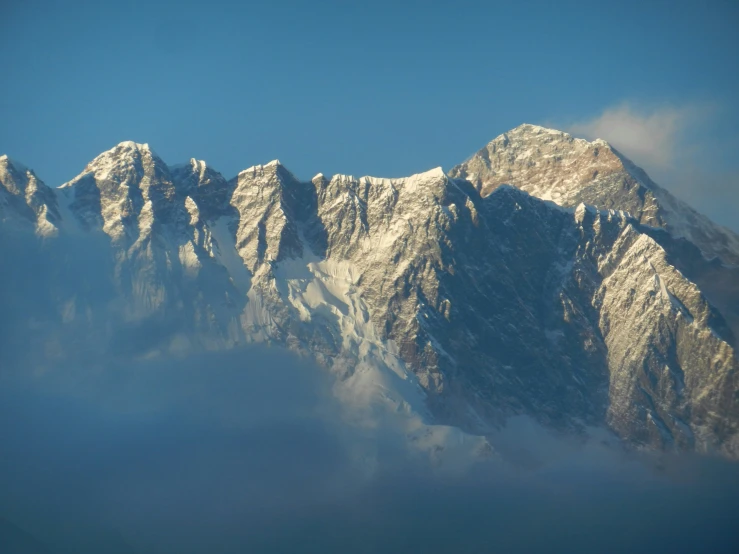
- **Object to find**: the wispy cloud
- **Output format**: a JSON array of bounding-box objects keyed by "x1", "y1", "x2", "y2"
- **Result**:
[
  {"x1": 567, "y1": 103, "x2": 707, "y2": 170},
  {"x1": 562, "y1": 102, "x2": 739, "y2": 232}
]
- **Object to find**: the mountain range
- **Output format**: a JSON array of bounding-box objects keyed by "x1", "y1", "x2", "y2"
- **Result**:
[{"x1": 2, "y1": 123, "x2": 738, "y2": 459}]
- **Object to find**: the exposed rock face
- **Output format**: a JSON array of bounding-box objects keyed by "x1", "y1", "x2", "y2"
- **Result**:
[
  {"x1": 1, "y1": 126, "x2": 738, "y2": 458},
  {"x1": 228, "y1": 161, "x2": 304, "y2": 273},
  {"x1": 449, "y1": 124, "x2": 739, "y2": 266},
  {"x1": 55, "y1": 141, "x2": 245, "y2": 348},
  {"x1": 0, "y1": 155, "x2": 60, "y2": 236},
  {"x1": 170, "y1": 158, "x2": 234, "y2": 221}
]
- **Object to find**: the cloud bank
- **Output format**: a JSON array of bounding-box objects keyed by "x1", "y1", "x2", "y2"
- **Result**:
[
  {"x1": 2, "y1": 347, "x2": 739, "y2": 554},
  {"x1": 1, "y1": 196, "x2": 739, "y2": 554}
]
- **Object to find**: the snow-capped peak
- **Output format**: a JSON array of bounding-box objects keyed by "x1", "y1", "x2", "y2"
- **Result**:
[
  {"x1": 3, "y1": 128, "x2": 739, "y2": 462},
  {"x1": 90, "y1": 140, "x2": 160, "y2": 164},
  {"x1": 450, "y1": 122, "x2": 631, "y2": 203},
  {"x1": 97, "y1": 140, "x2": 160, "y2": 160},
  {"x1": 486, "y1": 123, "x2": 615, "y2": 154},
  {"x1": 329, "y1": 166, "x2": 447, "y2": 188},
  {"x1": 238, "y1": 159, "x2": 285, "y2": 176},
  {"x1": 234, "y1": 161, "x2": 305, "y2": 194},
  {"x1": 187, "y1": 158, "x2": 207, "y2": 176},
  {"x1": 0, "y1": 154, "x2": 30, "y2": 174},
  {"x1": 510, "y1": 123, "x2": 567, "y2": 136},
  {"x1": 117, "y1": 140, "x2": 151, "y2": 151},
  {"x1": 60, "y1": 141, "x2": 167, "y2": 189},
  {"x1": 449, "y1": 124, "x2": 739, "y2": 265},
  {"x1": 169, "y1": 158, "x2": 208, "y2": 172}
]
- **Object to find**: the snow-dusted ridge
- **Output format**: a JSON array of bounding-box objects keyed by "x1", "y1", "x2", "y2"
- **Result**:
[
  {"x1": 0, "y1": 153, "x2": 30, "y2": 173},
  {"x1": 0, "y1": 153, "x2": 60, "y2": 236},
  {"x1": 2, "y1": 126, "x2": 739, "y2": 461},
  {"x1": 450, "y1": 123, "x2": 739, "y2": 266},
  {"x1": 238, "y1": 159, "x2": 284, "y2": 175},
  {"x1": 329, "y1": 166, "x2": 446, "y2": 184}
]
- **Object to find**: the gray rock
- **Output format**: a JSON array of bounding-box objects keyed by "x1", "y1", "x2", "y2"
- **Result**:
[{"x1": 2, "y1": 127, "x2": 737, "y2": 458}]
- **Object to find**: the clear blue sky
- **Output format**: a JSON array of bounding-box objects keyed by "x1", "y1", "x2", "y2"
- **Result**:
[{"x1": 1, "y1": 0, "x2": 738, "y2": 223}]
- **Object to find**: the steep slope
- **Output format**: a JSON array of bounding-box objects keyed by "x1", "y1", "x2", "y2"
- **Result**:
[
  {"x1": 302, "y1": 171, "x2": 739, "y2": 455},
  {"x1": 228, "y1": 160, "x2": 304, "y2": 272},
  {"x1": 170, "y1": 157, "x2": 234, "y2": 220},
  {"x1": 54, "y1": 141, "x2": 245, "y2": 354},
  {"x1": 0, "y1": 155, "x2": 60, "y2": 236},
  {"x1": 2, "y1": 131, "x2": 738, "y2": 459},
  {"x1": 449, "y1": 124, "x2": 739, "y2": 266}
]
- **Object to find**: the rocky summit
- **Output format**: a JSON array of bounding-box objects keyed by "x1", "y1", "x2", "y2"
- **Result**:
[{"x1": 2, "y1": 124, "x2": 738, "y2": 459}]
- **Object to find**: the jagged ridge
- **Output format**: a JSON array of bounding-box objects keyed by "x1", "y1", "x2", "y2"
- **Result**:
[{"x1": 1, "y1": 127, "x2": 738, "y2": 459}]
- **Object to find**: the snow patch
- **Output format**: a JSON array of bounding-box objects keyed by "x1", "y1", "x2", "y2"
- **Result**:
[
  {"x1": 270, "y1": 254, "x2": 491, "y2": 463},
  {"x1": 178, "y1": 241, "x2": 202, "y2": 275},
  {"x1": 184, "y1": 196, "x2": 200, "y2": 226},
  {"x1": 0, "y1": 154, "x2": 29, "y2": 173},
  {"x1": 210, "y1": 216, "x2": 252, "y2": 294}
]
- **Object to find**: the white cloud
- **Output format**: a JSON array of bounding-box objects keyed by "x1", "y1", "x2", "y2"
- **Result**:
[
  {"x1": 567, "y1": 103, "x2": 702, "y2": 170},
  {"x1": 562, "y1": 102, "x2": 739, "y2": 232}
]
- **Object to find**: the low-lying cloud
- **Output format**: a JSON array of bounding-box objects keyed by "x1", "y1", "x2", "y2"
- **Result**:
[
  {"x1": 2, "y1": 222, "x2": 739, "y2": 554},
  {"x1": 2, "y1": 347, "x2": 739, "y2": 554}
]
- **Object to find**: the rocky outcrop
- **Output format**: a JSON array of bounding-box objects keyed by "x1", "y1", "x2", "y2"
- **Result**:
[
  {"x1": 1, "y1": 126, "x2": 737, "y2": 458},
  {"x1": 449, "y1": 124, "x2": 739, "y2": 266}
]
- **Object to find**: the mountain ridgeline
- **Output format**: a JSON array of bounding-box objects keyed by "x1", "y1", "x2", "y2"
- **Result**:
[{"x1": 2, "y1": 124, "x2": 738, "y2": 458}]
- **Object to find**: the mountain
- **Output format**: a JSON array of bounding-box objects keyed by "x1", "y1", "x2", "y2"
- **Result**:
[
  {"x1": 1, "y1": 125, "x2": 738, "y2": 459},
  {"x1": 449, "y1": 123, "x2": 739, "y2": 349},
  {"x1": 0, "y1": 154, "x2": 60, "y2": 236},
  {"x1": 449, "y1": 124, "x2": 739, "y2": 266}
]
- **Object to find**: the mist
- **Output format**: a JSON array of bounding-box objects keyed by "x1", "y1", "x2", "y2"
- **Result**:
[
  {"x1": 1, "y1": 228, "x2": 739, "y2": 553},
  {"x1": 1, "y1": 345, "x2": 739, "y2": 554}
]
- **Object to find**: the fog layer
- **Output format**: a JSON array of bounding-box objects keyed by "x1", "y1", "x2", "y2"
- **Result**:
[{"x1": 1, "y1": 347, "x2": 738, "y2": 554}]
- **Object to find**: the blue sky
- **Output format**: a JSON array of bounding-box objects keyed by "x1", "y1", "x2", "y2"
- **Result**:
[{"x1": 1, "y1": 0, "x2": 737, "y2": 227}]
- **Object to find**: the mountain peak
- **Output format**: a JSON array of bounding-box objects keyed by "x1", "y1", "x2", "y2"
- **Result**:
[
  {"x1": 100, "y1": 140, "x2": 159, "y2": 160},
  {"x1": 91, "y1": 140, "x2": 159, "y2": 163},
  {"x1": 450, "y1": 124, "x2": 739, "y2": 265},
  {"x1": 328, "y1": 166, "x2": 447, "y2": 188},
  {"x1": 59, "y1": 141, "x2": 166, "y2": 189},
  {"x1": 234, "y1": 161, "x2": 304, "y2": 191},
  {"x1": 312, "y1": 172, "x2": 327, "y2": 185},
  {"x1": 508, "y1": 123, "x2": 568, "y2": 136},
  {"x1": 116, "y1": 140, "x2": 151, "y2": 151},
  {"x1": 95, "y1": 141, "x2": 161, "y2": 164},
  {"x1": 449, "y1": 124, "x2": 623, "y2": 200},
  {"x1": 0, "y1": 154, "x2": 30, "y2": 174},
  {"x1": 169, "y1": 158, "x2": 210, "y2": 174},
  {"x1": 3, "y1": 131, "x2": 739, "y2": 461},
  {"x1": 492, "y1": 123, "x2": 615, "y2": 153},
  {"x1": 238, "y1": 159, "x2": 285, "y2": 176}
]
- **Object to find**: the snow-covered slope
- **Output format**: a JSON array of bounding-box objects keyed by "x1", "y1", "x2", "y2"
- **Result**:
[
  {"x1": 56, "y1": 141, "x2": 246, "y2": 347},
  {"x1": 2, "y1": 128, "x2": 738, "y2": 459},
  {"x1": 0, "y1": 154, "x2": 60, "y2": 236},
  {"x1": 449, "y1": 124, "x2": 739, "y2": 266}
]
